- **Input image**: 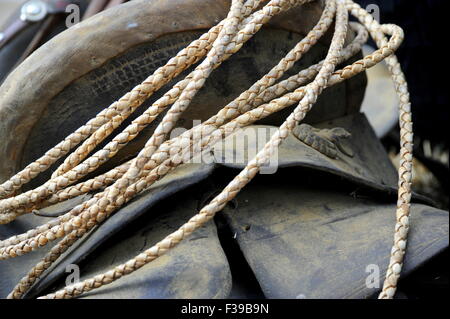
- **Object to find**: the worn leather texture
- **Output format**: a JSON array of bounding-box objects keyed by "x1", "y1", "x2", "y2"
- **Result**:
[{"x1": 0, "y1": 113, "x2": 447, "y2": 298}]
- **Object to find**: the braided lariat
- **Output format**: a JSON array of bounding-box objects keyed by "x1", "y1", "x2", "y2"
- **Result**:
[{"x1": 0, "y1": 0, "x2": 413, "y2": 299}]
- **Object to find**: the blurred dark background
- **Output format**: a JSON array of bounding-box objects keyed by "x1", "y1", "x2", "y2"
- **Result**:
[{"x1": 355, "y1": 0, "x2": 448, "y2": 299}]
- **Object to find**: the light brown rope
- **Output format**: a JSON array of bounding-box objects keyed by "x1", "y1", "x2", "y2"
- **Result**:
[
  {"x1": 1, "y1": 0, "x2": 343, "y2": 256},
  {"x1": 0, "y1": 0, "x2": 413, "y2": 299},
  {"x1": 1, "y1": 0, "x2": 318, "y2": 253}
]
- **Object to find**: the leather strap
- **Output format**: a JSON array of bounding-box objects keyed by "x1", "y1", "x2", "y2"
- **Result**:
[
  {"x1": 0, "y1": 0, "x2": 129, "y2": 50},
  {"x1": 0, "y1": 19, "x2": 29, "y2": 50},
  {"x1": 0, "y1": 0, "x2": 72, "y2": 50},
  {"x1": 13, "y1": 15, "x2": 58, "y2": 68},
  {"x1": 83, "y1": 0, "x2": 128, "y2": 20}
]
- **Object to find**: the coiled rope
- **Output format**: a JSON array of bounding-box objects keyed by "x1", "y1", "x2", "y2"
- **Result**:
[{"x1": 0, "y1": 0, "x2": 412, "y2": 299}]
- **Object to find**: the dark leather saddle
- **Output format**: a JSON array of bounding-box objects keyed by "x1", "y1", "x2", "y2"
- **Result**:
[{"x1": 0, "y1": 0, "x2": 447, "y2": 299}]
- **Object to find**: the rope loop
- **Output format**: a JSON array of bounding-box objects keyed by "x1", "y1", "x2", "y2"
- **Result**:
[{"x1": 0, "y1": 0, "x2": 413, "y2": 300}]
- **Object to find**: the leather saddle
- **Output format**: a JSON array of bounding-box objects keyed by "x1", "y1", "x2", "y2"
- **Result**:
[
  {"x1": 0, "y1": 0, "x2": 129, "y2": 83},
  {"x1": 0, "y1": 0, "x2": 448, "y2": 299}
]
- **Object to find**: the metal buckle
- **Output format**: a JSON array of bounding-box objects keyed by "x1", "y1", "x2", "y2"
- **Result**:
[{"x1": 20, "y1": 0, "x2": 49, "y2": 22}]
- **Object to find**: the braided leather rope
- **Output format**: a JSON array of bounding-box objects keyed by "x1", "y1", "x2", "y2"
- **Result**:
[{"x1": 0, "y1": 0, "x2": 413, "y2": 299}]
